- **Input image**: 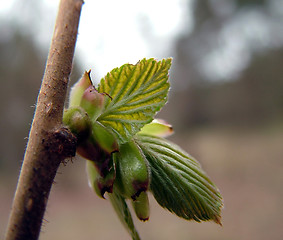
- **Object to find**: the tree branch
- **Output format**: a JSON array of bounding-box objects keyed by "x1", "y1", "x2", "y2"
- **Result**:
[{"x1": 5, "y1": 0, "x2": 84, "y2": 239}]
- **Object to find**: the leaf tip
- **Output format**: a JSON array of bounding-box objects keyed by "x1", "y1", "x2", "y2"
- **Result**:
[{"x1": 214, "y1": 215, "x2": 223, "y2": 226}]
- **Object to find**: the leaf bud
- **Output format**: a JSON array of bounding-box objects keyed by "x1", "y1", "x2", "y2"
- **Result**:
[
  {"x1": 76, "y1": 122, "x2": 118, "y2": 177},
  {"x1": 132, "y1": 191, "x2": 150, "y2": 221},
  {"x1": 113, "y1": 140, "x2": 150, "y2": 200},
  {"x1": 86, "y1": 160, "x2": 116, "y2": 198},
  {"x1": 92, "y1": 122, "x2": 119, "y2": 154},
  {"x1": 80, "y1": 86, "x2": 109, "y2": 121},
  {"x1": 69, "y1": 71, "x2": 93, "y2": 107}
]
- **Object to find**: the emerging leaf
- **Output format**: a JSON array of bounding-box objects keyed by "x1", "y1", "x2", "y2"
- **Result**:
[
  {"x1": 108, "y1": 192, "x2": 141, "y2": 240},
  {"x1": 138, "y1": 119, "x2": 173, "y2": 138},
  {"x1": 97, "y1": 58, "x2": 171, "y2": 143},
  {"x1": 136, "y1": 134, "x2": 223, "y2": 225}
]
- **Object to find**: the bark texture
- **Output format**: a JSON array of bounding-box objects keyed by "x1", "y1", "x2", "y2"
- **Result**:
[{"x1": 5, "y1": 0, "x2": 84, "y2": 239}]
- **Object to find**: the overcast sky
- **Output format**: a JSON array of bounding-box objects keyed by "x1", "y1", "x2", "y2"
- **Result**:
[
  {"x1": 1, "y1": 0, "x2": 283, "y2": 83},
  {"x1": 0, "y1": 0, "x2": 192, "y2": 82}
]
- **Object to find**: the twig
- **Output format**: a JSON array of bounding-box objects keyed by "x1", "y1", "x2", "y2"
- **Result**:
[{"x1": 5, "y1": 0, "x2": 84, "y2": 239}]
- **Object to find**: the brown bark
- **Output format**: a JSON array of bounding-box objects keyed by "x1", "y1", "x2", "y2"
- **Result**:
[{"x1": 5, "y1": 0, "x2": 84, "y2": 239}]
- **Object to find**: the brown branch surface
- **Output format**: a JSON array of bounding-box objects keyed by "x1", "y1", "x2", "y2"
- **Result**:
[{"x1": 5, "y1": 0, "x2": 84, "y2": 239}]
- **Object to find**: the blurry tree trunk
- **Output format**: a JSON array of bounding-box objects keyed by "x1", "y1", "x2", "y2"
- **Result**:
[{"x1": 5, "y1": 0, "x2": 83, "y2": 239}]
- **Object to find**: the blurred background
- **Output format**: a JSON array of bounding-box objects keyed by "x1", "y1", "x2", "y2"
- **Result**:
[{"x1": 1, "y1": 0, "x2": 283, "y2": 239}]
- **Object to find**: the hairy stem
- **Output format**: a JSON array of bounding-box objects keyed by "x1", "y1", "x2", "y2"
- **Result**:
[{"x1": 5, "y1": 0, "x2": 83, "y2": 239}]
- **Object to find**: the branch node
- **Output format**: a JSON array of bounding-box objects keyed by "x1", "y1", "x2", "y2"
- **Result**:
[{"x1": 43, "y1": 127, "x2": 77, "y2": 160}]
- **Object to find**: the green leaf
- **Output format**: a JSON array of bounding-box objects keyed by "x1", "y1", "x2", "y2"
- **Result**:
[
  {"x1": 136, "y1": 134, "x2": 223, "y2": 225},
  {"x1": 108, "y1": 192, "x2": 141, "y2": 240},
  {"x1": 97, "y1": 58, "x2": 171, "y2": 143}
]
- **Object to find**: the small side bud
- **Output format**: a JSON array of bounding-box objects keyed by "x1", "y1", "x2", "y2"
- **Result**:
[{"x1": 63, "y1": 106, "x2": 92, "y2": 144}]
